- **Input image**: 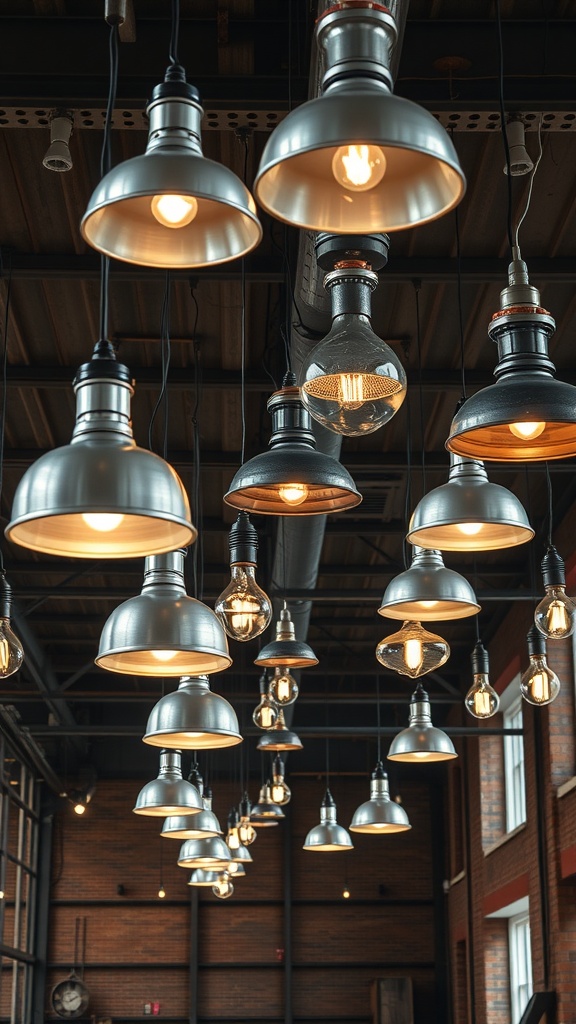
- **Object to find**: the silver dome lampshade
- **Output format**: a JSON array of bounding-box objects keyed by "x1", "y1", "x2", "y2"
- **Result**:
[
  {"x1": 254, "y1": 607, "x2": 318, "y2": 668},
  {"x1": 378, "y1": 547, "x2": 480, "y2": 622},
  {"x1": 81, "y1": 66, "x2": 261, "y2": 268},
  {"x1": 96, "y1": 550, "x2": 231, "y2": 676},
  {"x1": 228, "y1": 841, "x2": 253, "y2": 865},
  {"x1": 387, "y1": 685, "x2": 458, "y2": 763},
  {"x1": 249, "y1": 782, "x2": 285, "y2": 826},
  {"x1": 177, "y1": 835, "x2": 232, "y2": 869},
  {"x1": 5, "y1": 342, "x2": 194, "y2": 558},
  {"x1": 447, "y1": 257, "x2": 576, "y2": 462},
  {"x1": 254, "y1": 3, "x2": 465, "y2": 233},
  {"x1": 303, "y1": 790, "x2": 354, "y2": 852},
  {"x1": 143, "y1": 675, "x2": 242, "y2": 750},
  {"x1": 256, "y1": 709, "x2": 303, "y2": 752},
  {"x1": 350, "y1": 762, "x2": 411, "y2": 834},
  {"x1": 187, "y1": 869, "x2": 221, "y2": 887},
  {"x1": 162, "y1": 771, "x2": 223, "y2": 840},
  {"x1": 133, "y1": 750, "x2": 203, "y2": 817},
  {"x1": 224, "y1": 374, "x2": 362, "y2": 516},
  {"x1": 407, "y1": 454, "x2": 534, "y2": 551}
]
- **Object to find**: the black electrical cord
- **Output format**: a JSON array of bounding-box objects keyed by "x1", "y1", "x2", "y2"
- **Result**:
[
  {"x1": 0, "y1": 254, "x2": 12, "y2": 551},
  {"x1": 495, "y1": 0, "x2": 514, "y2": 256},
  {"x1": 454, "y1": 205, "x2": 467, "y2": 403},
  {"x1": 98, "y1": 21, "x2": 119, "y2": 346},
  {"x1": 148, "y1": 272, "x2": 172, "y2": 457},
  {"x1": 169, "y1": 0, "x2": 180, "y2": 66},
  {"x1": 413, "y1": 279, "x2": 426, "y2": 497},
  {"x1": 190, "y1": 286, "x2": 203, "y2": 602}
]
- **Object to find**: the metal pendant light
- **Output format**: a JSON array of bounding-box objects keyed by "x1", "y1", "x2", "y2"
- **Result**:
[
  {"x1": 376, "y1": 621, "x2": 450, "y2": 678},
  {"x1": 254, "y1": 1, "x2": 465, "y2": 232},
  {"x1": 378, "y1": 547, "x2": 480, "y2": 621},
  {"x1": 133, "y1": 750, "x2": 203, "y2": 817},
  {"x1": 187, "y1": 869, "x2": 221, "y2": 887},
  {"x1": 81, "y1": 59, "x2": 261, "y2": 268},
  {"x1": 177, "y1": 835, "x2": 233, "y2": 869},
  {"x1": 534, "y1": 546, "x2": 576, "y2": 640},
  {"x1": 254, "y1": 606, "x2": 318, "y2": 669},
  {"x1": 256, "y1": 709, "x2": 303, "y2": 752},
  {"x1": 299, "y1": 234, "x2": 406, "y2": 437},
  {"x1": 303, "y1": 790, "x2": 354, "y2": 852},
  {"x1": 387, "y1": 685, "x2": 457, "y2": 763},
  {"x1": 224, "y1": 373, "x2": 362, "y2": 515},
  {"x1": 6, "y1": 341, "x2": 194, "y2": 558},
  {"x1": 161, "y1": 770, "x2": 223, "y2": 840},
  {"x1": 96, "y1": 550, "x2": 231, "y2": 676},
  {"x1": 520, "y1": 625, "x2": 561, "y2": 706},
  {"x1": 350, "y1": 762, "x2": 411, "y2": 834},
  {"x1": 447, "y1": 256, "x2": 576, "y2": 461},
  {"x1": 407, "y1": 454, "x2": 534, "y2": 551},
  {"x1": 249, "y1": 782, "x2": 285, "y2": 826},
  {"x1": 215, "y1": 513, "x2": 272, "y2": 642},
  {"x1": 143, "y1": 675, "x2": 242, "y2": 750}
]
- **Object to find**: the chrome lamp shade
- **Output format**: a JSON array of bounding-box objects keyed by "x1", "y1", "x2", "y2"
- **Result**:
[
  {"x1": 447, "y1": 257, "x2": 576, "y2": 462},
  {"x1": 143, "y1": 675, "x2": 242, "y2": 750},
  {"x1": 133, "y1": 750, "x2": 203, "y2": 817},
  {"x1": 387, "y1": 685, "x2": 457, "y2": 763},
  {"x1": 407, "y1": 454, "x2": 534, "y2": 551},
  {"x1": 254, "y1": 4, "x2": 465, "y2": 233},
  {"x1": 378, "y1": 547, "x2": 480, "y2": 621},
  {"x1": 224, "y1": 376, "x2": 362, "y2": 516},
  {"x1": 162, "y1": 808, "x2": 223, "y2": 841},
  {"x1": 254, "y1": 607, "x2": 318, "y2": 668},
  {"x1": 177, "y1": 835, "x2": 233, "y2": 869},
  {"x1": 5, "y1": 344, "x2": 194, "y2": 558},
  {"x1": 350, "y1": 762, "x2": 411, "y2": 834},
  {"x1": 96, "y1": 550, "x2": 231, "y2": 676},
  {"x1": 303, "y1": 790, "x2": 354, "y2": 852},
  {"x1": 187, "y1": 869, "x2": 221, "y2": 887},
  {"x1": 256, "y1": 709, "x2": 303, "y2": 752},
  {"x1": 81, "y1": 71, "x2": 261, "y2": 268},
  {"x1": 249, "y1": 783, "x2": 285, "y2": 825}
]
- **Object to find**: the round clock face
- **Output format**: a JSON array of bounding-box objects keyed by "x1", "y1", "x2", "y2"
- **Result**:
[{"x1": 51, "y1": 976, "x2": 90, "y2": 1019}]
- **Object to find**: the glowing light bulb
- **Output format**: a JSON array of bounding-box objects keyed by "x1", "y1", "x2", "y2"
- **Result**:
[
  {"x1": 73, "y1": 803, "x2": 86, "y2": 815},
  {"x1": 82, "y1": 512, "x2": 124, "y2": 532},
  {"x1": 216, "y1": 565, "x2": 272, "y2": 641},
  {"x1": 456, "y1": 523, "x2": 484, "y2": 537},
  {"x1": 342, "y1": 886, "x2": 351, "y2": 899},
  {"x1": 212, "y1": 872, "x2": 234, "y2": 899},
  {"x1": 420, "y1": 601, "x2": 438, "y2": 609},
  {"x1": 158, "y1": 885, "x2": 166, "y2": 899},
  {"x1": 465, "y1": 675, "x2": 499, "y2": 719},
  {"x1": 0, "y1": 619, "x2": 24, "y2": 678},
  {"x1": 151, "y1": 649, "x2": 179, "y2": 662},
  {"x1": 404, "y1": 638, "x2": 423, "y2": 673},
  {"x1": 269, "y1": 666, "x2": 299, "y2": 706},
  {"x1": 278, "y1": 483, "x2": 309, "y2": 506},
  {"x1": 520, "y1": 655, "x2": 560, "y2": 706},
  {"x1": 376, "y1": 621, "x2": 449, "y2": 679},
  {"x1": 535, "y1": 587, "x2": 575, "y2": 640},
  {"x1": 151, "y1": 194, "x2": 198, "y2": 228},
  {"x1": 253, "y1": 694, "x2": 278, "y2": 730},
  {"x1": 332, "y1": 145, "x2": 386, "y2": 192},
  {"x1": 508, "y1": 421, "x2": 546, "y2": 440},
  {"x1": 339, "y1": 373, "x2": 366, "y2": 410},
  {"x1": 239, "y1": 820, "x2": 257, "y2": 846}
]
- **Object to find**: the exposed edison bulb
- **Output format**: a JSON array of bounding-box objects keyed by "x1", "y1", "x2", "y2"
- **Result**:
[
  {"x1": 465, "y1": 674, "x2": 500, "y2": 719},
  {"x1": 339, "y1": 373, "x2": 366, "y2": 410},
  {"x1": 0, "y1": 619, "x2": 24, "y2": 678},
  {"x1": 535, "y1": 587, "x2": 575, "y2": 640},
  {"x1": 342, "y1": 886, "x2": 351, "y2": 899},
  {"x1": 150, "y1": 194, "x2": 198, "y2": 228},
  {"x1": 456, "y1": 522, "x2": 484, "y2": 537},
  {"x1": 73, "y1": 802, "x2": 86, "y2": 815},
  {"x1": 520, "y1": 655, "x2": 560, "y2": 706},
  {"x1": 238, "y1": 819, "x2": 257, "y2": 846},
  {"x1": 376, "y1": 621, "x2": 449, "y2": 679},
  {"x1": 508, "y1": 421, "x2": 546, "y2": 440},
  {"x1": 404, "y1": 638, "x2": 423, "y2": 673},
  {"x1": 216, "y1": 566, "x2": 272, "y2": 642},
  {"x1": 82, "y1": 512, "x2": 124, "y2": 532},
  {"x1": 158, "y1": 885, "x2": 166, "y2": 899},
  {"x1": 278, "y1": 483, "x2": 309, "y2": 506},
  {"x1": 270, "y1": 778, "x2": 291, "y2": 806},
  {"x1": 332, "y1": 145, "x2": 387, "y2": 192},
  {"x1": 253, "y1": 693, "x2": 279, "y2": 730},
  {"x1": 212, "y1": 872, "x2": 234, "y2": 899},
  {"x1": 227, "y1": 826, "x2": 241, "y2": 851},
  {"x1": 269, "y1": 666, "x2": 299, "y2": 706}
]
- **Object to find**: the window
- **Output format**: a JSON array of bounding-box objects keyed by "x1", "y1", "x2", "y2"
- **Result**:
[
  {"x1": 503, "y1": 690, "x2": 526, "y2": 832},
  {"x1": 509, "y1": 911, "x2": 533, "y2": 1024}
]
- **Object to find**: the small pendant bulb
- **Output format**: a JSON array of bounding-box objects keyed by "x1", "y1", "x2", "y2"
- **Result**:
[
  {"x1": 520, "y1": 625, "x2": 561, "y2": 706},
  {"x1": 465, "y1": 641, "x2": 499, "y2": 719},
  {"x1": 253, "y1": 673, "x2": 279, "y2": 730},
  {"x1": 216, "y1": 513, "x2": 272, "y2": 642},
  {"x1": 0, "y1": 573, "x2": 25, "y2": 678},
  {"x1": 534, "y1": 546, "x2": 575, "y2": 640}
]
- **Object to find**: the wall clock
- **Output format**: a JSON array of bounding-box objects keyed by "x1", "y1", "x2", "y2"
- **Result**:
[{"x1": 50, "y1": 972, "x2": 90, "y2": 1019}]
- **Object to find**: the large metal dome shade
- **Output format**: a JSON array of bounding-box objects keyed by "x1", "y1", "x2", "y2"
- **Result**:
[
  {"x1": 378, "y1": 548, "x2": 480, "y2": 621},
  {"x1": 143, "y1": 676, "x2": 242, "y2": 749}
]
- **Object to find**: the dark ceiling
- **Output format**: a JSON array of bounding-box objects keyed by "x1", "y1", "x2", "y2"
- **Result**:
[{"x1": 0, "y1": 0, "x2": 575, "y2": 790}]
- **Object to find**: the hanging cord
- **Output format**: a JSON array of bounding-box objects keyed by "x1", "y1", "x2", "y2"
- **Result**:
[
  {"x1": 148, "y1": 272, "x2": 172, "y2": 458},
  {"x1": 514, "y1": 115, "x2": 543, "y2": 254},
  {"x1": 495, "y1": 0, "x2": 514, "y2": 256},
  {"x1": 524, "y1": 465, "x2": 539, "y2": 610},
  {"x1": 376, "y1": 674, "x2": 381, "y2": 762},
  {"x1": 169, "y1": 0, "x2": 180, "y2": 66},
  {"x1": 98, "y1": 20, "x2": 119, "y2": 345},
  {"x1": 454, "y1": 205, "x2": 467, "y2": 403},
  {"x1": 413, "y1": 280, "x2": 426, "y2": 497},
  {"x1": 240, "y1": 258, "x2": 247, "y2": 466},
  {"x1": 190, "y1": 285, "x2": 204, "y2": 601},
  {"x1": 545, "y1": 462, "x2": 553, "y2": 547},
  {"x1": 402, "y1": 387, "x2": 412, "y2": 571},
  {"x1": 325, "y1": 736, "x2": 330, "y2": 789},
  {"x1": 0, "y1": 254, "x2": 13, "y2": 550}
]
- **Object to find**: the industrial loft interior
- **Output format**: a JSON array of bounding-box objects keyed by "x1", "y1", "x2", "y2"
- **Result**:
[{"x1": 0, "y1": 2, "x2": 575, "y2": 1023}]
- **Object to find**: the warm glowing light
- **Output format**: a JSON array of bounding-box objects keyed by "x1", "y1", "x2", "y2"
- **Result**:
[
  {"x1": 151, "y1": 194, "x2": 198, "y2": 228},
  {"x1": 230, "y1": 597, "x2": 260, "y2": 634},
  {"x1": 404, "y1": 638, "x2": 423, "y2": 673},
  {"x1": 270, "y1": 782, "x2": 285, "y2": 804},
  {"x1": 82, "y1": 512, "x2": 124, "y2": 532},
  {"x1": 332, "y1": 145, "x2": 386, "y2": 192},
  {"x1": 158, "y1": 886, "x2": 166, "y2": 899},
  {"x1": 419, "y1": 601, "x2": 438, "y2": 609},
  {"x1": 278, "y1": 483, "x2": 309, "y2": 506},
  {"x1": 151, "y1": 649, "x2": 179, "y2": 662},
  {"x1": 73, "y1": 803, "x2": 86, "y2": 815},
  {"x1": 531, "y1": 671, "x2": 549, "y2": 703},
  {"x1": 473, "y1": 690, "x2": 492, "y2": 717},
  {"x1": 457, "y1": 522, "x2": 483, "y2": 536},
  {"x1": 0, "y1": 890, "x2": 4, "y2": 899},
  {"x1": 342, "y1": 887, "x2": 351, "y2": 899},
  {"x1": 227, "y1": 828, "x2": 240, "y2": 851},
  {"x1": 508, "y1": 420, "x2": 546, "y2": 440},
  {"x1": 411, "y1": 751, "x2": 433, "y2": 759},
  {"x1": 545, "y1": 600, "x2": 571, "y2": 636},
  {"x1": 339, "y1": 373, "x2": 365, "y2": 410},
  {"x1": 0, "y1": 638, "x2": 11, "y2": 674}
]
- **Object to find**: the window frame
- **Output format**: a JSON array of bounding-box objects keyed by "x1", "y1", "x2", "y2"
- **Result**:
[
  {"x1": 502, "y1": 683, "x2": 526, "y2": 833},
  {"x1": 508, "y1": 910, "x2": 533, "y2": 1024}
]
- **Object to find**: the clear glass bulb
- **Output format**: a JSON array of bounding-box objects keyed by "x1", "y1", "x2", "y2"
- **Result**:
[
  {"x1": 212, "y1": 872, "x2": 234, "y2": 899},
  {"x1": 508, "y1": 421, "x2": 545, "y2": 440},
  {"x1": 81, "y1": 512, "x2": 124, "y2": 532},
  {"x1": 269, "y1": 666, "x2": 299, "y2": 706},
  {"x1": 226, "y1": 826, "x2": 240, "y2": 851},
  {"x1": 238, "y1": 819, "x2": 257, "y2": 846},
  {"x1": 300, "y1": 315, "x2": 406, "y2": 437},
  {"x1": 534, "y1": 586, "x2": 576, "y2": 640},
  {"x1": 278, "y1": 484, "x2": 309, "y2": 506},
  {"x1": 465, "y1": 674, "x2": 500, "y2": 719},
  {"x1": 332, "y1": 145, "x2": 386, "y2": 191},
  {"x1": 270, "y1": 778, "x2": 291, "y2": 806},
  {"x1": 215, "y1": 566, "x2": 272, "y2": 642},
  {"x1": 150, "y1": 194, "x2": 198, "y2": 228},
  {"x1": 0, "y1": 618, "x2": 24, "y2": 678},
  {"x1": 253, "y1": 694, "x2": 279, "y2": 730},
  {"x1": 342, "y1": 886, "x2": 351, "y2": 899},
  {"x1": 376, "y1": 621, "x2": 450, "y2": 678},
  {"x1": 520, "y1": 655, "x2": 560, "y2": 706},
  {"x1": 158, "y1": 885, "x2": 166, "y2": 899}
]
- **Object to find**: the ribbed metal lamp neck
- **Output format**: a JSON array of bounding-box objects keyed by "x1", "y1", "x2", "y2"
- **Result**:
[
  {"x1": 275, "y1": 608, "x2": 296, "y2": 642},
  {"x1": 471, "y1": 641, "x2": 489, "y2": 676},
  {"x1": 71, "y1": 351, "x2": 135, "y2": 444},
  {"x1": 229, "y1": 511, "x2": 258, "y2": 566},
  {"x1": 488, "y1": 261, "x2": 556, "y2": 380},
  {"x1": 527, "y1": 623, "x2": 547, "y2": 658},
  {"x1": 158, "y1": 750, "x2": 183, "y2": 778},
  {"x1": 0, "y1": 573, "x2": 13, "y2": 620},
  {"x1": 541, "y1": 545, "x2": 566, "y2": 588},
  {"x1": 266, "y1": 386, "x2": 316, "y2": 450},
  {"x1": 369, "y1": 762, "x2": 391, "y2": 800},
  {"x1": 447, "y1": 453, "x2": 488, "y2": 482},
  {"x1": 325, "y1": 266, "x2": 378, "y2": 320},
  {"x1": 146, "y1": 75, "x2": 204, "y2": 157},
  {"x1": 317, "y1": 3, "x2": 396, "y2": 94},
  {"x1": 141, "y1": 549, "x2": 188, "y2": 593},
  {"x1": 408, "y1": 684, "x2": 432, "y2": 726}
]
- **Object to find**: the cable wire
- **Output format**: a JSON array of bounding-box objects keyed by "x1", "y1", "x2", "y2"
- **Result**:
[
  {"x1": 515, "y1": 115, "x2": 544, "y2": 252},
  {"x1": 169, "y1": 0, "x2": 180, "y2": 66},
  {"x1": 454, "y1": 205, "x2": 467, "y2": 402},
  {"x1": 495, "y1": 0, "x2": 514, "y2": 255}
]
